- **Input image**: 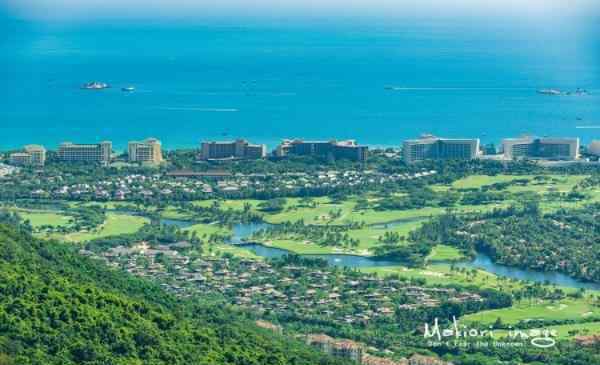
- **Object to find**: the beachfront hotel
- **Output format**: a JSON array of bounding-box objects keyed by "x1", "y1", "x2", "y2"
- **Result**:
[
  {"x1": 9, "y1": 145, "x2": 46, "y2": 167},
  {"x1": 58, "y1": 141, "x2": 112, "y2": 164},
  {"x1": 128, "y1": 138, "x2": 163, "y2": 164},
  {"x1": 402, "y1": 135, "x2": 480, "y2": 164},
  {"x1": 502, "y1": 137, "x2": 580, "y2": 160},
  {"x1": 587, "y1": 140, "x2": 600, "y2": 157},
  {"x1": 275, "y1": 139, "x2": 369, "y2": 162},
  {"x1": 199, "y1": 139, "x2": 266, "y2": 160}
]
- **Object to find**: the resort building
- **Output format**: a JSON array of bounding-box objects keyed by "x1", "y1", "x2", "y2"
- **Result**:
[
  {"x1": 502, "y1": 137, "x2": 580, "y2": 160},
  {"x1": 306, "y1": 334, "x2": 363, "y2": 364},
  {"x1": 588, "y1": 140, "x2": 600, "y2": 156},
  {"x1": 9, "y1": 145, "x2": 46, "y2": 167},
  {"x1": 275, "y1": 139, "x2": 368, "y2": 162},
  {"x1": 128, "y1": 138, "x2": 163, "y2": 164},
  {"x1": 200, "y1": 139, "x2": 266, "y2": 160},
  {"x1": 402, "y1": 135, "x2": 480, "y2": 164},
  {"x1": 58, "y1": 141, "x2": 112, "y2": 164}
]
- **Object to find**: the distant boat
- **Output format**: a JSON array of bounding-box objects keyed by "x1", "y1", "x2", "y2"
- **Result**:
[
  {"x1": 537, "y1": 89, "x2": 561, "y2": 95},
  {"x1": 82, "y1": 81, "x2": 109, "y2": 90},
  {"x1": 121, "y1": 86, "x2": 136, "y2": 92}
]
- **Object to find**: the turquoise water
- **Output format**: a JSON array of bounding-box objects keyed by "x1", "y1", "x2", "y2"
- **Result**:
[{"x1": 1, "y1": 17, "x2": 599, "y2": 151}]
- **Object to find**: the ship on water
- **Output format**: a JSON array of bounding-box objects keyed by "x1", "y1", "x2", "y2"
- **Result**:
[
  {"x1": 537, "y1": 88, "x2": 561, "y2": 95},
  {"x1": 82, "y1": 81, "x2": 109, "y2": 90},
  {"x1": 537, "y1": 88, "x2": 590, "y2": 96}
]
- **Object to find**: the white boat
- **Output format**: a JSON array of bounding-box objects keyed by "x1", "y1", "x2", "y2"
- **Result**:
[
  {"x1": 537, "y1": 89, "x2": 561, "y2": 95},
  {"x1": 82, "y1": 81, "x2": 109, "y2": 90},
  {"x1": 122, "y1": 86, "x2": 136, "y2": 92}
]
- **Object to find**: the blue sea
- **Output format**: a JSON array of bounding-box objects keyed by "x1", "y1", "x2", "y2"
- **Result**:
[{"x1": 1, "y1": 16, "x2": 599, "y2": 151}]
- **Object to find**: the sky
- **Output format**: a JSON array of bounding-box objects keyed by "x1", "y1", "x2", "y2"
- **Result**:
[{"x1": 2, "y1": 0, "x2": 598, "y2": 21}]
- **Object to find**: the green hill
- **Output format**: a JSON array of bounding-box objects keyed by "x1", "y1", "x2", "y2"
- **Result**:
[{"x1": 0, "y1": 223, "x2": 348, "y2": 365}]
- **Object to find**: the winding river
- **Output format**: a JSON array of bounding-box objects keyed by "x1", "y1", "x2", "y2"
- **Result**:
[
  {"x1": 454, "y1": 253, "x2": 600, "y2": 291},
  {"x1": 157, "y1": 219, "x2": 600, "y2": 291}
]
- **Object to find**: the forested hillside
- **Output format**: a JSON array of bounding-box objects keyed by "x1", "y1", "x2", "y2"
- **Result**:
[{"x1": 0, "y1": 223, "x2": 348, "y2": 365}]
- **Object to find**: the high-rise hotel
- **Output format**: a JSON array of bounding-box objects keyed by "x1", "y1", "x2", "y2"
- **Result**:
[
  {"x1": 589, "y1": 140, "x2": 600, "y2": 157},
  {"x1": 402, "y1": 135, "x2": 480, "y2": 164},
  {"x1": 502, "y1": 137, "x2": 580, "y2": 160},
  {"x1": 200, "y1": 139, "x2": 266, "y2": 160},
  {"x1": 128, "y1": 138, "x2": 163, "y2": 164},
  {"x1": 9, "y1": 145, "x2": 46, "y2": 167},
  {"x1": 58, "y1": 141, "x2": 112, "y2": 164},
  {"x1": 275, "y1": 139, "x2": 368, "y2": 162}
]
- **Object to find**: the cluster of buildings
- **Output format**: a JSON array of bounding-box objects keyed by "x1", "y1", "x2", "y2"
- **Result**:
[
  {"x1": 89, "y1": 243, "x2": 464, "y2": 365},
  {"x1": 6, "y1": 137, "x2": 368, "y2": 166},
  {"x1": 82, "y1": 241, "x2": 464, "y2": 365},
  {"x1": 58, "y1": 141, "x2": 113, "y2": 164},
  {"x1": 306, "y1": 334, "x2": 453, "y2": 365},
  {"x1": 501, "y1": 136, "x2": 580, "y2": 160},
  {"x1": 0, "y1": 163, "x2": 18, "y2": 177},
  {"x1": 275, "y1": 139, "x2": 369, "y2": 162},
  {"x1": 8, "y1": 168, "x2": 436, "y2": 202},
  {"x1": 127, "y1": 138, "x2": 163, "y2": 164},
  {"x1": 198, "y1": 138, "x2": 369, "y2": 162},
  {"x1": 402, "y1": 134, "x2": 587, "y2": 164},
  {"x1": 402, "y1": 135, "x2": 480, "y2": 164},
  {"x1": 7, "y1": 134, "x2": 597, "y2": 167},
  {"x1": 8, "y1": 138, "x2": 163, "y2": 167},
  {"x1": 8, "y1": 145, "x2": 46, "y2": 167},
  {"x1": 200, "y1": 139, "x2": 266, "y2": 160},
  {"x1": 95, "y1": 243, "x2": 483, "y2": 328}
]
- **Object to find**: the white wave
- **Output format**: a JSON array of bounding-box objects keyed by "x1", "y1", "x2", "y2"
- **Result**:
[
  {"x1": 385, "y1": 87, "x2": 535, "y2": 91},
  {"x1": 575, "y1": 126, "x2": 600, "y2": 129},
  {"x1": 156, "y1": 107, "x2": 239, "y2": 112}
]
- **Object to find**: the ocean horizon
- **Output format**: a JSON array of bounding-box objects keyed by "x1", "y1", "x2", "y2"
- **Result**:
[{"x1": 2, "y1": 16, "x2": 599, "y2": 152}]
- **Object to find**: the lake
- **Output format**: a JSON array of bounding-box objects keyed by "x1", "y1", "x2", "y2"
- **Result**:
[{"x1": 230, "y1": 223, "x2": 600, "y2": 290}]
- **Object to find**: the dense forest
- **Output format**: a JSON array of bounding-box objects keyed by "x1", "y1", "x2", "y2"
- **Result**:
[
  {"x1": 410, "y1": 203, "x2": 600, "y2": 283},
  {"x1": 0, "y1": 223, "x2": 350, "y2": 365}
]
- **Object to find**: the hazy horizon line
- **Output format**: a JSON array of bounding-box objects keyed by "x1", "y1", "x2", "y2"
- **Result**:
[{"x1": 3, "y1": 0, "x2": 599, "y2": 22}]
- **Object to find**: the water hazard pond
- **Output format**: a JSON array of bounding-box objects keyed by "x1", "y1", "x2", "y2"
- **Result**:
[{"x1": 159, "y1": 219, "x2": 600, "y2": 291}]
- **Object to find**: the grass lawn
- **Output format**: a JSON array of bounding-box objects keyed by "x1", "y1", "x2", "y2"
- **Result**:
[
  {"x1": 361, "y1": 263, "x2": 525, "y2": 291},
  {"x1": 427, "y1": 245, "x2": 466, "y2": 262},
  {"x1": 256, "y1": 239, "x2": 337, "y2": 255},
  {"x1": 17, "y1": 210, "x2": 72, "y2": 228},
  {"x1": 266, "y1": 201, "x2": 501, "y2": 226},
  {"x1": 540, "y1": 189, "x2": 600, "y2": 212},
  {"x1": 63, "y1": 213, "x2": 149, "y2": 242},
  {"x1": 159, "y1": 206, "x2": 195, "y2": 220},
  {"x1": 209, "y1": 244, "x2": 263, "y2": 260},
  {"x1": 192, "y1": 199, "x2": 265, "y2": 211},
  {"x1": 494, "y1": 321, "x2": 600, "y2": 339},
  {"x1": 264, "y1": 198, "x2": 353, "y2": 224},
  {"x1": 348, "y1": 220, "x2": 425, "y2": 251},
  {"x1": 75, "y1": 201, "x2": 133, "y2": 210},
  {"x1": 451, "y1": 174, "x2": 587, "y2": 193},
  {"x1": 462, "y1": 298, "x2": 600, "y2": 325},
  {"x1": 252, "y1": 219, "x2": 425, "y2": 256},
  {"x1": 537, "y1": 321, "x2": 600, "y2": 339},
  {"x1": 189, "y1": 174, "x2": 593, "y2": 230},
  {"x1": 363, "y1": 264, "x2": 600, "y2": 296}
]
